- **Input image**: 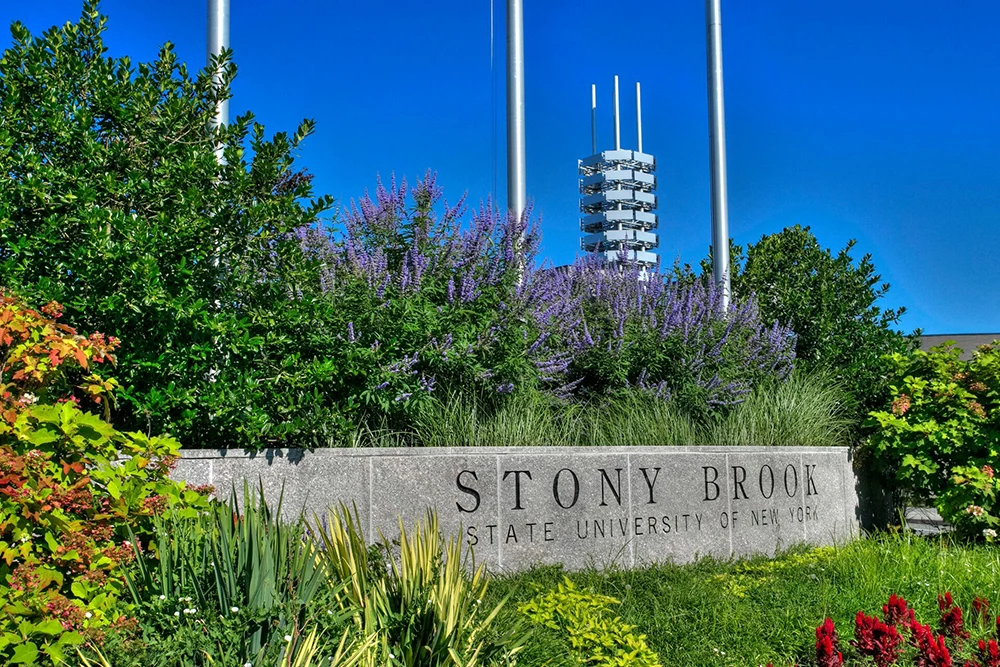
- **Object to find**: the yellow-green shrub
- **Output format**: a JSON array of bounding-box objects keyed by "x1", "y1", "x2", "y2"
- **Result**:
[{"x1": 518, "y1": 578, "x2": 661, "y2": 667}]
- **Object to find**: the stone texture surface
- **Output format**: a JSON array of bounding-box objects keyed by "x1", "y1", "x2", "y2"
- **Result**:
[
  {"x1": 494, "y1": 453, "x2": 632, "y2": 571},
  {"x1": 801, "y1": 451, "x2": 857, "y2": 544},
  {"x1": 627, "y1": 451, "x2": 730, "y2": 565},
  {"x1": 725, "y1": 452, "x2": 812, "y2": 557},
  {"x1": 370, "y1": 453, "x2": 500, "y2": 569},
  {"x1": 172, "y1": 446, "x2": 860, "y2": 571}
]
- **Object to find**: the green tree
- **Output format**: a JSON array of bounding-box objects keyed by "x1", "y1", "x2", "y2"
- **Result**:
[
  {"x1": 0, "y1": 3, "x2": 334, "y2": 447},
  {"x1": 706, "y1": 225, "x2": 910, "y2": 427}
]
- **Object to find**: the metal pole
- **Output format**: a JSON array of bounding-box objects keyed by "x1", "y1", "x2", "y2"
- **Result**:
[
  {"x1": 591, "y1": 84, "x2": 597, "y2": 155},
  {"x1": 635, "y1": 82, "x2": 643, "y2": 153},
  {"x1": 613, "y1": 75, "x2": 621, "y2": 150},
  {"x1": 208, "y1": 0, "x2": 230, "y2": 161},
  {"x1": 706, "y1": 0, "x2": 731, "y2": 309},
  {"x1": 506, "y1": 0, "x2": 526, "y2": 221}
]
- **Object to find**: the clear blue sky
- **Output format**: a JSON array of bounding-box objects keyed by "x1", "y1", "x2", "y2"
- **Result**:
[{"x1": 3, "y1": 1, "x2": 999, "y2": 335}]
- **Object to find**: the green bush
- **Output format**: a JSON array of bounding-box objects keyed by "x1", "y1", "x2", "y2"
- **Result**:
[
  {"x1": 705, "y1": 225, "x2": 911, "y2": 429},
  {"x1": 866, "y1": 342, "x2": 1000, "y2": 541},
  {"x1": 518, "y1": 578, "x2": 661, "y2": 667},
  {"x1": 0, "y1": 2, "x2": 335, "y2": 449}
]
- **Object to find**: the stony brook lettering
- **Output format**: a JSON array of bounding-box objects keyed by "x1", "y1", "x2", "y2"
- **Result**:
[{"x1": 453, "y1": 461, "x2": 823, "y2": 548}]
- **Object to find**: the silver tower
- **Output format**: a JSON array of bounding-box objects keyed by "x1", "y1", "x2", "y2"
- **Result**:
[{"x1": 579, "y1": 77, "x2": 658, "y2": 269}]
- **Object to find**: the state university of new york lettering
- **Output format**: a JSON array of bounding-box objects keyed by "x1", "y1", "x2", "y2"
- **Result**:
[{"x1": 453, "y1": 462, "x2": 822, "y2": 547}]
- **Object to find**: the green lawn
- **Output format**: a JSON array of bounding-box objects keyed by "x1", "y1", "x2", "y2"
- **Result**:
[{"x1": 486, "y1": 532, "x2": 1000, "y2": 666}]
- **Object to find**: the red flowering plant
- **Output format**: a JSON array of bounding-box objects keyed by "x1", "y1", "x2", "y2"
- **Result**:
[
  {"x1": 867, "y1": 342, "x2": 1000, "y2": 541},
  {"x1": 794, "y1": 593, "x2": 1000, "y2": 667},
  {"x1": 0, "y1": 292, "x2": 208, "y2": 665},
  {"x1": 817, "y1": 617, "x2": 845, "y2": 667},
  {"x1": 853, "y1": 611, "x2": 903, "y2": 666}
]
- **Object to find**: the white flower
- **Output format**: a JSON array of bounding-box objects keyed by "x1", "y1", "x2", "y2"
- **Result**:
[
  {"x1": 244, "y1": 663, "x2": 252, "y2": 667},
  {"x1": 284, "y1": 635, "x2": 292, "y2": 642},
  {"x1": 966, "y1": 505, "x2": 985, "y2": 517},
  {"x1": 230, "y1": 606, "x2": 240, "y2": 613},
  {"x1": 159, "y1": 595, "x2": 166, "y2": 600},
  {"x1": 985, "y1": 528, "x2": 998, "y2": 539},
  {"x1": 389, "y1": 654, "x2": 396, "y2": 660},
  {"x1": 174, "y1": 611, "x2": 180, "y2": 617},
  {"x1": 19, "y1": 393, "x2": 37, "y2": 405},
  {"x1": 84, "y1": 612, "x2": 92, "y2": 618}
]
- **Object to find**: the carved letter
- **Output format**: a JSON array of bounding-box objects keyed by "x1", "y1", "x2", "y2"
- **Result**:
[
  {"x1": 503, "y1": 470, "x2": 532, "y2": 510},
  {"x1": 456, "y1": 470, "x2": 481, "y2": 513},
  {"x1": 805, "y1": 464, "x2": 818, "y2": 496},
  {"x1": 640, "y1": 467, "x2": 661, "y2": 504},
  {"x1": 731, "y1": 466, "x2": 749, "y2": 500},
  {"x1": 759, "y1": 465, "x2": 774, "y2": 499},
  {"x1": 598, "y1": 468, "x2": 624, "y2": 507},
  {"x1": 553, "y1": 468, "x2": 580, "y2": 509},
  {"x1": 784, "y1": 464, "x2": 799, "y2": 498},
  {"x1": 703, "y1": 466, "x2": 721, "y2": 501}
]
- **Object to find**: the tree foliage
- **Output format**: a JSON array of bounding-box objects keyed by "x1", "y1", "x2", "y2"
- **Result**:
[
  {"x1": 706, "y1": 225, "x2": 910, "y2": 425},
  {"x1": 0, "y1": 2, "x2": 333, "y2": 447}
]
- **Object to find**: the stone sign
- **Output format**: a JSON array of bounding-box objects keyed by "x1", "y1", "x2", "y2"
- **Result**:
[{"x1": 173, "y1": 446, "x2": 860, "y2": 571}]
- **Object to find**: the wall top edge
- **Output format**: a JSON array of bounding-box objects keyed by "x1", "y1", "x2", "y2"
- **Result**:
[{"x1": 177, "y1": 445, "x2": 851, "y2": 460}]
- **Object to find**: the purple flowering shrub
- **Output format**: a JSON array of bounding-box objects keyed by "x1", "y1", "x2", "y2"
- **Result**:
[
  {"x1": 263, "y1": 172, "x2": 797, "y2": 444},
  {"x1": 292, "y1": 172, "x2": 569, "y2": 434},
  {"x1": 529, "y1": 259, "x2": 797, "y2": 416}
]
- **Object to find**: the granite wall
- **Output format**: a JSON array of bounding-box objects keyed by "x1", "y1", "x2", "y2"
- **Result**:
[{"x1": 173, "y1": 446, "x2": 861, "y2": 572}]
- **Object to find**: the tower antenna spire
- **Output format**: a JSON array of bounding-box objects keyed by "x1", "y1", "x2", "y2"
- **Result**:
[
  {"x1": 613, "y1": 75, "x2": 621, "y2": 150},
  {"x1": 591, "y1": 84, "x2": 597, "y2": 155},
  {"x1": 635, "y1": 81, "x2": 643, "y2": 153}
]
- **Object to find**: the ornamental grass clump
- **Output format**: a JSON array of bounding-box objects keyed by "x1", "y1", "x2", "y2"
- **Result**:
[
  {"x1": 313, "y1": 506, "x2": 526, "y2": 667},
  {"x1": 117, "y1": 484, "x2": 330, "y2": 665}
]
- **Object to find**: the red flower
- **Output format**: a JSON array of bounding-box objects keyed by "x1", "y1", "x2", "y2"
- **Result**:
[
  {"x1": 977, "y1": 639, "x2": 1000, "y2": 667},
  {"x1": 939, "y1": 592, "x2": 970, "y2": 642},
  {"x1": 912, "y1": 621, "x2": 953, "y2": 667},
  {"x1": 816, "y1": 617, "x2": 844, "y2": 667},
  {"x1": 884, "y1": 593, "x2": 917, "y2": 627},
  {"x1": 853, "y1": 611, "x2": 903, "y2": 667}
]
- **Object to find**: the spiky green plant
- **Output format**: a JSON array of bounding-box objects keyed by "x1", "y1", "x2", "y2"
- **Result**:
[
  {"x1": 314, "y1": 507, "x2": 526, "y2": 666},
  {"x1": 76, "y1": 628, "x2": 377, "y2": 667},
  {"x1": 123, "y1": 483, "x2": 330, "y2": 663}
]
